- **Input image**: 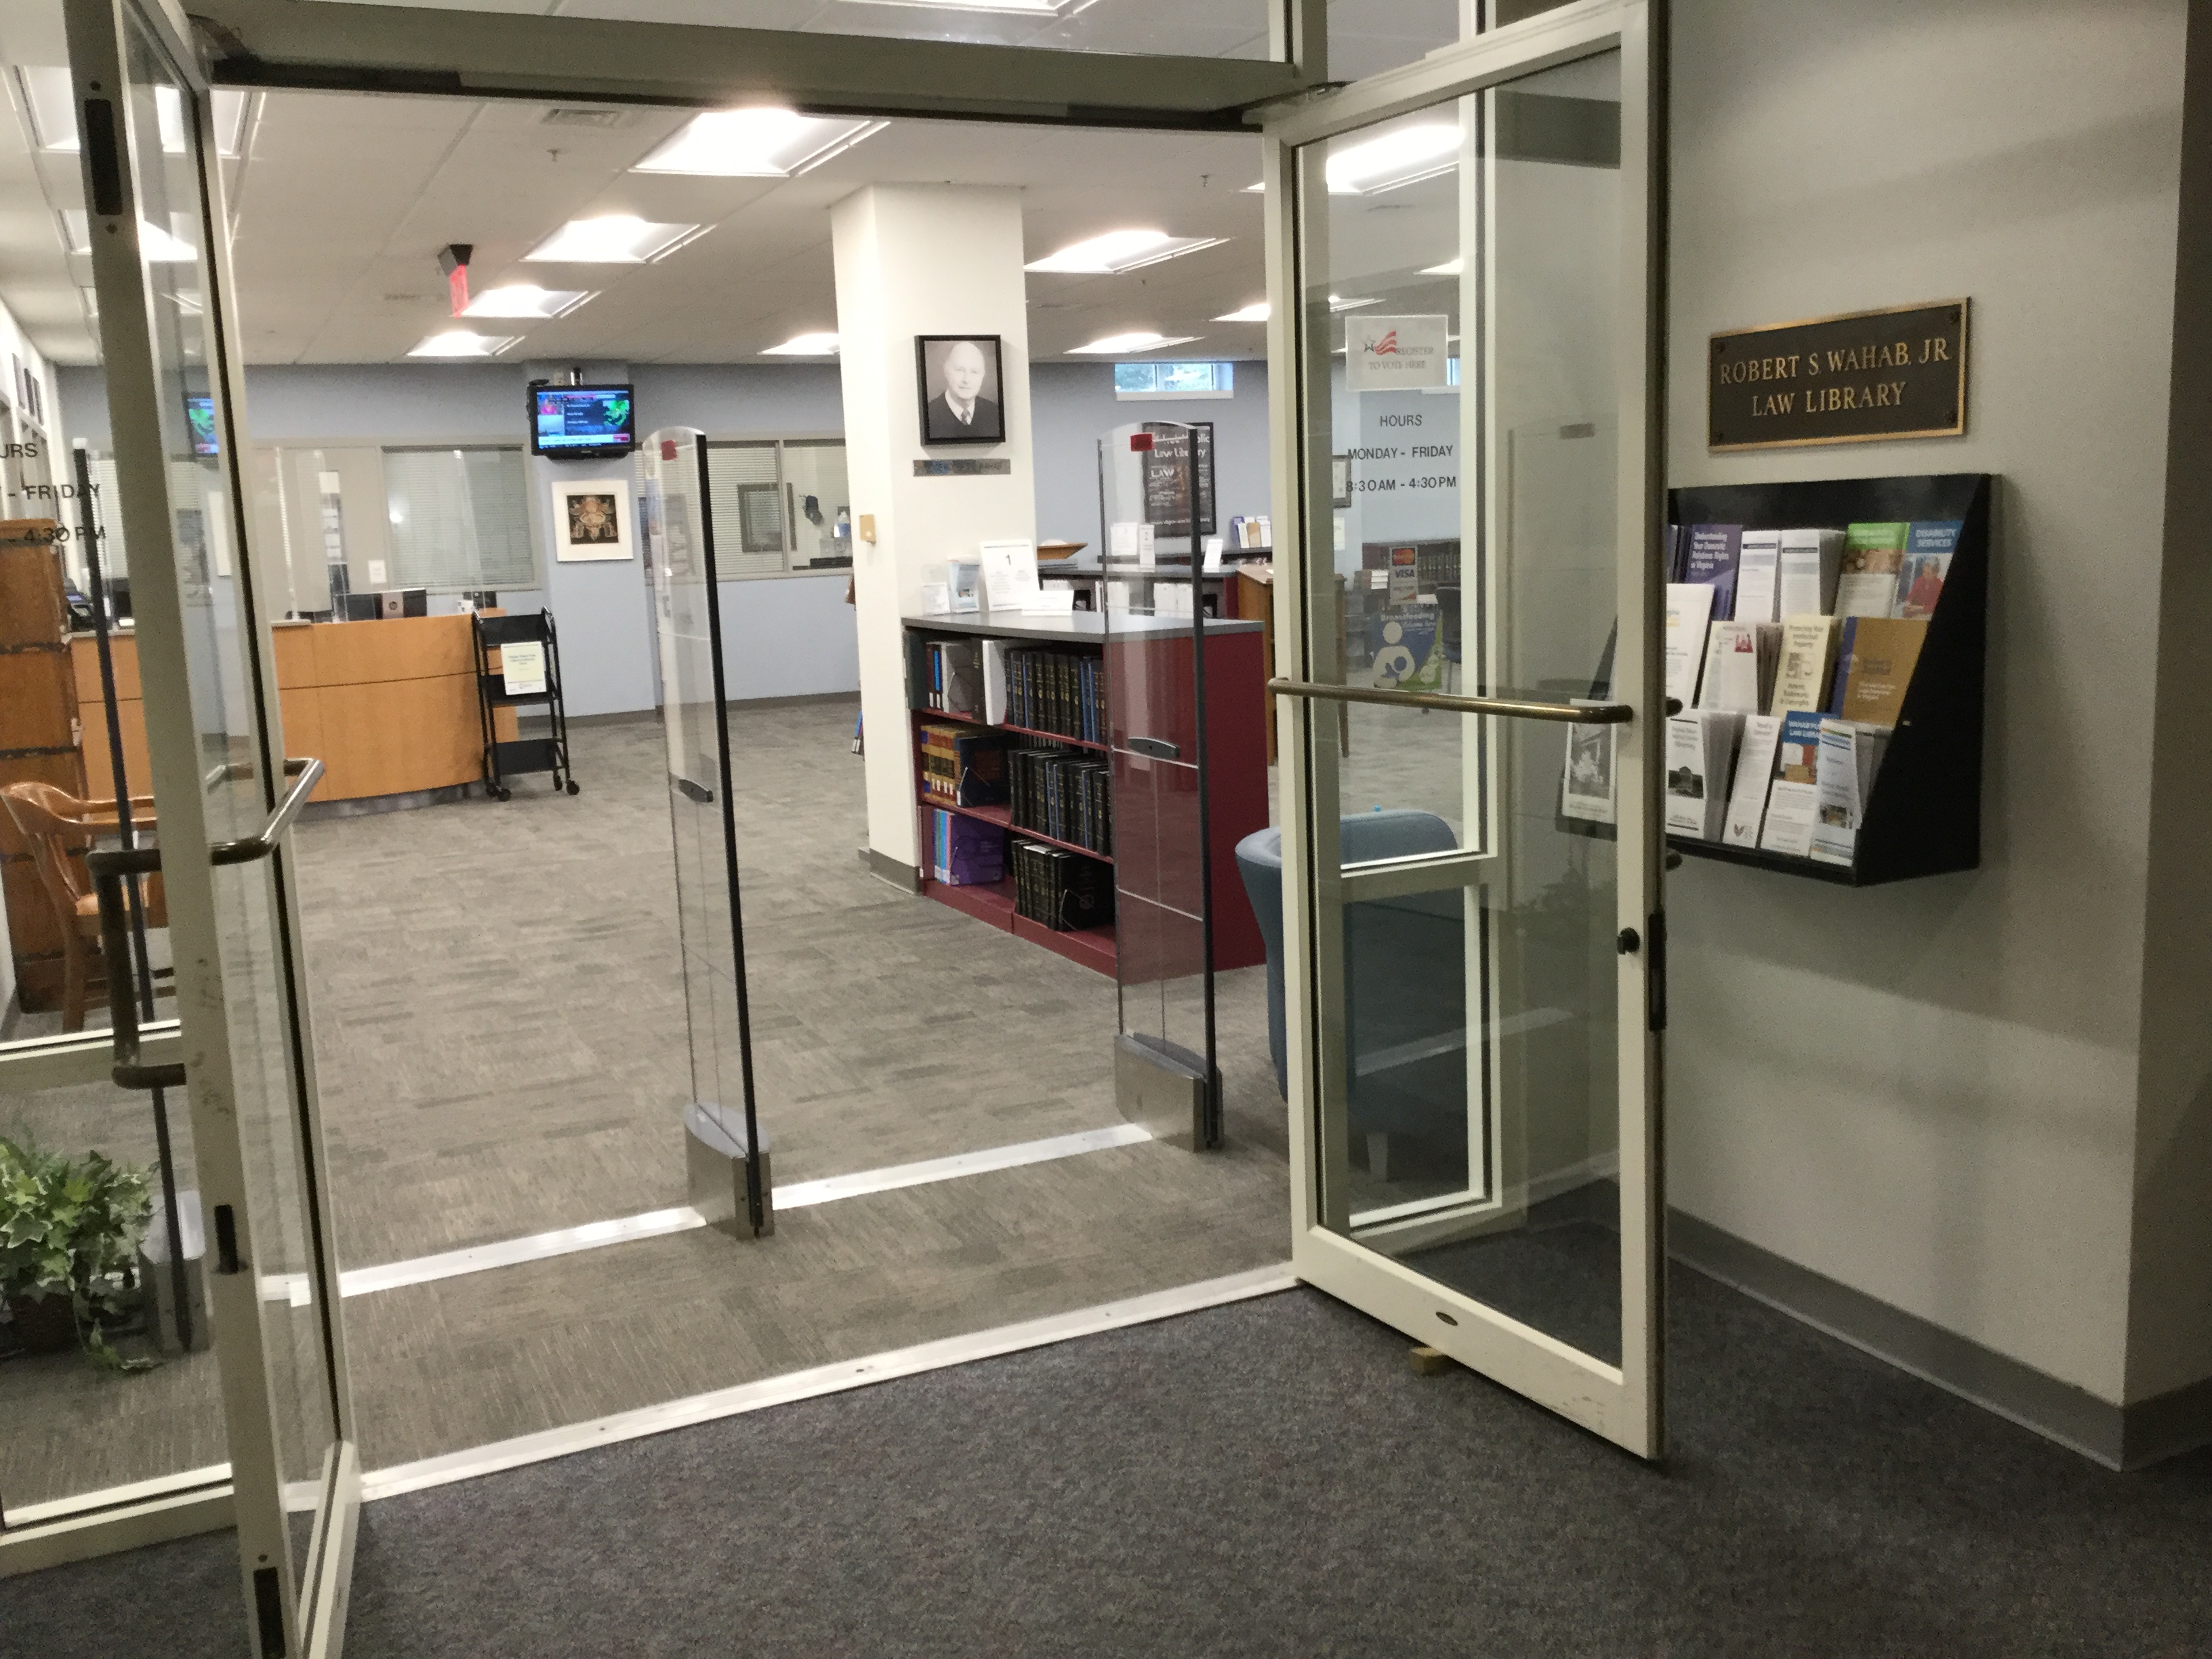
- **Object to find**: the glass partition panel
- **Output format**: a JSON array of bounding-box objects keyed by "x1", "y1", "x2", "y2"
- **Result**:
[
  {"x1": 638, "y1": 426, "x2": 766, "y2": 1235},
  {"x1": 1101, "y1": 420, "x2": 1219, "y2": 1149},
  {"x1": 1300, "y1": 47, "x2": 1626, "y2": 1363}
]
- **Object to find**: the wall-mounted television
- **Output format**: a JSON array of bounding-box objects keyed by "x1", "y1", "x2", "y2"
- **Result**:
[
  {"x1": 529, "y1": 384, "x2": 636, "y2": 460},
  {"x1": 184, "y1": 394, "x2": 218, "y2": 457}
]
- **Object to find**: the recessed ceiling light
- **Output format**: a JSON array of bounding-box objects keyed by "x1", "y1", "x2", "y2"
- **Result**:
[
  {"x1": 1242, "y1": 181, "x2": 1265, "y2": 194},
  {"x1": 525, "y1": 216, "x2": 703, "y2": 264},
  {"x1": 1328, "y1": 124, "x2": 1462, "y2": 195},
  {"x1": 17, "y1": 70, "x2": 248, "y2": 158},
  {"x1": 762, "y1": 332, "x2": 840, "y2": 355},
  {"x1": 1328, "y1": 295, "x2": 1380, "y2": 312},
  {"x1": 463, "y1": 285, "x2": 596, "y2": 319},
  {"x1": 632, "y1": 108, "x2": 886, "y2": 178},
  {"x1": 407, "y1": 331, "x2": 520, "y2": 359},
  {"x1": 1421, "y1": 257, "x2": 1465, "y2": 276},
  {"x1": 1069, "y1": 331, "x2": 1200, "y2": 355},
  {"x1": 1027, "y1": 229, "x2": 1226, "y2": 274},
  {"x1": 1214, "y1": 302, "x2": 1269, "y2": 323}
]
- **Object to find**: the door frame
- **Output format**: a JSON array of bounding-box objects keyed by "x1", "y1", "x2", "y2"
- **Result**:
[
  {"x1": 1261, "y1": 0, "x2": 1668, "y2": 1458},
  {"x1": 5, "y1": 0, "x2": 364, "y2": 1641}
]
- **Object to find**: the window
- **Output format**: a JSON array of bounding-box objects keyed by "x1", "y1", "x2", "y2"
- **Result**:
[
  {"x1": 1113, "y1": 361, "x2": 1235, "y2": 400},
  {"x1": 704, "y1": 438, "x2": 853, "y2": 577},
  {"x1": 382, "y1": 445, "x2": 535, "y2": 592}
]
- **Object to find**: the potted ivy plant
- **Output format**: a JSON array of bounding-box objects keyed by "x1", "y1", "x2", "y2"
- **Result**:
[{"x1": 0, "y1": 1136, "x2": 155, "y2": 1371}]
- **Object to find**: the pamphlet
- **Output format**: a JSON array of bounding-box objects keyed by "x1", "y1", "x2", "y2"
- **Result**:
[
  {"x1": 1721, "y1": 714, "x2": 1784, "y2": 848},
  {"x1": 500, "y1": 640, "x2": 547, "y2": 696}
]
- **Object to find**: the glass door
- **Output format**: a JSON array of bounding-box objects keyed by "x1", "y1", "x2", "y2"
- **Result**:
[
  {"x1": 1263, "y1": 2, "x2": 1665, "y2": 1456},
  {"x1": 49, "y1": 0, "x2": 357, "y2": 1641}
]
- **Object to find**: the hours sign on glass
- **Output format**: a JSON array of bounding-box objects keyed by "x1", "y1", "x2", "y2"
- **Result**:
[{"x1": 1708, "y1": 300, "x2": 1968, "y2": 451}]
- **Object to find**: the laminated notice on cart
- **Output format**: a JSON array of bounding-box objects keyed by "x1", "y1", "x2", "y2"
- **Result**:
[{"x1": 501, "y1": 640, "x2": 548, "y2": 696}]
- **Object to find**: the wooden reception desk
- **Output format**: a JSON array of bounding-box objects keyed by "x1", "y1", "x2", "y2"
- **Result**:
[{"x1": 77, "y1": 613, "x2": 514, "y2": 806}]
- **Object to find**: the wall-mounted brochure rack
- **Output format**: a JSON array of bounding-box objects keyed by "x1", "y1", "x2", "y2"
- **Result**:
[{"x1": 1561, "y1": 472, "x2": 1991, "y2": 886}]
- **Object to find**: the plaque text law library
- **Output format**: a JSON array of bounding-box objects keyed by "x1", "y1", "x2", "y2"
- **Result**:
[{"x1": 1708, "y1": 300, "x2": 1968, "y2": 451}]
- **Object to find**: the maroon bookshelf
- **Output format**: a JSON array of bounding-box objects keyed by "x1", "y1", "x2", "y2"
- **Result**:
[{"x1": 904, "y1": 611, "x2": 1267, "y2": 979}]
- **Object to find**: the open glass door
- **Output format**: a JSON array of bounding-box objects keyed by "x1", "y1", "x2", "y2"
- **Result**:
[
  {"x1": 56, "y1": 0, "x2": 359, "y2": 1643},
  {"x1": 1263, "y1": 1, "x2": 1665, "y2": 1456}
]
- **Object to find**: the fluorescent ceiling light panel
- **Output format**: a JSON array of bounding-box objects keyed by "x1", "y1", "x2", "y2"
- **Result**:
[
  {"x1": 20, "y1": 73, "x2": 246, "y2": 157},
  {"x1": 762, "y1": 332, "x2": 840, "y2": 356},
  {"x1": 407, "y1": 331, "x2": 520, "y2": 359},
  {"x1": 1068, "y1": 332, "x2": 1200, "y2": 355},
  {"x1": 632, "y1": 108, "x2": 885, "y2": 177},
  {"x1": 1328, "y1": 295, "x2": 1379, "y2": 312},
  {"x1": 61, "y1": 210, "x2": 89, "y2": 255},
  {"x1": 463, "y1": 285, "x2": 596, "y2": 319},
  {"x1": 1213, "y1": 302, "x2": 1269, "y2": 323},
  {"x1": 1421, "y1": 257, "x2": 1465, "y2": 276},
  {"x1": 874, "y1": 0, "x2": 1087, "y2": 11},
  {"x1": 1027, "y1": 229, "x2": 1225, "y2": 274},
  {"x1": 525, "y1": 216, "x2": 702, "y2": 264},
  {"x1": 138, "y1": 219, "x2": 197, "y2": 262},
  {"x1": 1327, "y1": 124, "x2": 1462, "y2": 195}
]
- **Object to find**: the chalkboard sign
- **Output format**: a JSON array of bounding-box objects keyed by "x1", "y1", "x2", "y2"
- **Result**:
[{"x1": 1141, "y1": 422, "x2": 1215, "y2": 539}]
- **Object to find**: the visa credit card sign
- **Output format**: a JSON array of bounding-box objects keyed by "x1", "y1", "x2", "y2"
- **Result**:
[{"x1": 1345, "y1": 314, "x2": 1450, "y2": 391}]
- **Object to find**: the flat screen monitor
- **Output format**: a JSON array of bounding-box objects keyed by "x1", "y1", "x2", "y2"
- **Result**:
[
  {"x1": 184, "y1": 394, "x2": 218, "y2": 457},
  {"x1": 530, "y1": 384, "x2": 636, "y2": 459}
]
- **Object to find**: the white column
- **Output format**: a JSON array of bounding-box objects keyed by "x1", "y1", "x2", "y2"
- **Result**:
[{"x1": 833, "y1": 185, "x2": 1037, "y2": 873}]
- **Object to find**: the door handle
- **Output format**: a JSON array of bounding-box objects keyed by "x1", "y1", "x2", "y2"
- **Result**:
[
  {"x1": 676, "y1": 777, "x2": 716, "y2": 804},
  {"x1": 88, "y1": 757, "x2": 325, "y2": 1090},
  {"x1": 1126, "y1": 736, "x2": 1180, "y2": 760}
]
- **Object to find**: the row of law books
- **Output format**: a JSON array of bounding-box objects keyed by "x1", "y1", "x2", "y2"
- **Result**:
[
  {"x1": 1012, "y1": 838, "x2": 1114, "y2": 931},
  {"x1": 1008, "y1": 746, "x2": 1112, "y2": 857},
  {"x1": 1667, "y1": 518, "x2": 1960, "y2": 626},
  {"x1": 919, "y1": 722, "x2": 1008, "y2": 808},
  {"x1": 1004, "y1": 647, "x2": 1106, "y2": 743},
  {"x1": 1563, "y1": 708, "x2": 1889, "y2": 867}
]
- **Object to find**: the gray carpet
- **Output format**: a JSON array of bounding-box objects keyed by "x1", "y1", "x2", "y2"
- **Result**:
[{"x1": 9, "y1": 1269, "x2": 2210, "y2": 1658}]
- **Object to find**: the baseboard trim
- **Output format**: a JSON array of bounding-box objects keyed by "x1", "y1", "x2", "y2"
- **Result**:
[
  {"x1": 517, "y1": 708, "x2": 659, "y2": 730},
  {"x1": 1669, "y1": 1210, "x2": 2212, "y2": 1469},
  {"x1": 859, "y1": 846, "x2": 922, "y2": 893}
]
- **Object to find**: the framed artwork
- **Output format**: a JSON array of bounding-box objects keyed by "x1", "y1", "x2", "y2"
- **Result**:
[
  {"x1": 737, "y1": 482, "x2": 785, "y2": 555},
  {"x1": 552, "y1": 478, "x2": 634, "y2": 562},
  {"x1": 915, "y1": 335, "x2": 1006, "y2": 446}
]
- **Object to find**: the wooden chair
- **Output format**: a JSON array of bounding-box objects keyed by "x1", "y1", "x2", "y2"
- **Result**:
[{"x1": 0, "y1": 783, "x2": 166, "y2": 1032}]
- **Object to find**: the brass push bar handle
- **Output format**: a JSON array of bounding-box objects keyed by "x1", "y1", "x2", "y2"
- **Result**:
[
  {"x1": 89, "y1": 758, "x2": 324, "y2": 1090},
  {"x1": 1266, "y1": 679, "x2": 1634, "y2": 725}
]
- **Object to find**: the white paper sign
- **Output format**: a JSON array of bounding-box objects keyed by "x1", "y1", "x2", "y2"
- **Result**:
[
  {"x1": 501, "y1": 639, "x2": 548, "y2": 696},
  {"x1": 1345, "y1": 314, "x2": 1451, "y2": 391},
  {"x1": 980, "y1": 539, "x2": 1040, "y2": 611},
  {"x1": 1026, "y1": 587, "x2": 1076, "y2": 615}
]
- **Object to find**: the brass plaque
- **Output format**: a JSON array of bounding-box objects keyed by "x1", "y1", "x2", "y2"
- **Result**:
[
  {"x1": 1708, "y1": 300, "x2": 1967, "y2": 451},
  {"x1": 913, "y1": 457, "x2": 1012, "y2": 477}
]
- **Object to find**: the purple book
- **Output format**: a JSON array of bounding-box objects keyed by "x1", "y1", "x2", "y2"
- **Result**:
[
  {"x1": 937, "y1": 811, "x2": 1006, "y2": 886},
  {"x1": 1683, "y1": 524, "x2": 1743, "y2": 621}
]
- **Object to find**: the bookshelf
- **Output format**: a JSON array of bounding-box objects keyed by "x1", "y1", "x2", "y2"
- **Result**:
[
  {"x1": 903, "y1": 610, "x2": 1269, "y2": 977},
  {"x1": 1562, "y1": 472, "x2": 1992, "y2": 887}
]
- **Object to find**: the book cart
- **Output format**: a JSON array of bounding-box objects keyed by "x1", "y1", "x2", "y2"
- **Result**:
[
  {"x1": 1563, "y1": 472, "x2": 1991, "y2": 885},
  {"x1": 472, "y1": 610, "x2": 581, "y2": 800}
]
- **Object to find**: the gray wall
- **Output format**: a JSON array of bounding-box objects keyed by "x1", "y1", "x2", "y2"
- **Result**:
[
  {"x1": 1030, "y1": 360, "x2": 1273, "y2": 554},
  {"x1": 1664, "y1": 0, "x2": 2188, "y2": 1406},
  {"x1": 60, "y1": 359, "x2": 1262, "y2": 717}
]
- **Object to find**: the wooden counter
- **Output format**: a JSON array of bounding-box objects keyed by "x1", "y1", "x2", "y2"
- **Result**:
[{"x1": 77, "y1": 613, "x2": 516, "y2": 806}]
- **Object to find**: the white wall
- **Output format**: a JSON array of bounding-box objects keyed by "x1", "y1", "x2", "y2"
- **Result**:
[
  {"x1": 1665, "y1": 0, "x2": 2187, "y2": 1405},
  {"x1": 835, "y1": 185, "x2": 1038, "y2": 871}
]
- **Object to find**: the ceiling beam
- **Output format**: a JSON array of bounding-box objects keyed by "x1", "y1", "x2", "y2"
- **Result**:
[{"x1": 187, "y1": 0, "x2": 1319, "y2": 131}]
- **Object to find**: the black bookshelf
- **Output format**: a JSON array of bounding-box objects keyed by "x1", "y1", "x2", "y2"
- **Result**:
[{"x1": 1564, "y1": 472, "x2": 1992, "y2": 888}]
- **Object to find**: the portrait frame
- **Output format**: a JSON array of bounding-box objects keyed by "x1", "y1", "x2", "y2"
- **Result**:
[
  {"x1": 915, "y1": 334, "x2": 1008, "y2": 447},
  {"x1": 552, "y1": 478, "x2": 634, "y2": 562}
]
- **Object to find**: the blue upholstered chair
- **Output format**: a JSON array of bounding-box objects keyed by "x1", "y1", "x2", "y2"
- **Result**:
[{"x1": 1235, "y1": 811, "x2": 1466, "y2": 1179}]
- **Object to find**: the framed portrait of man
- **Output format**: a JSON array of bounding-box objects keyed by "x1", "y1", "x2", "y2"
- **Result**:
[{"x1": 916, "y1": 335, "x2": 1006, "y2": 446}]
